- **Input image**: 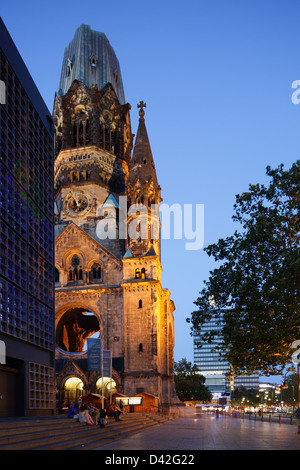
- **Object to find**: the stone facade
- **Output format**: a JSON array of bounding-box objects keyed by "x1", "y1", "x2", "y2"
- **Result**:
[{"x1": 53, "y1": 25, "x2": 178, "y2": 407}]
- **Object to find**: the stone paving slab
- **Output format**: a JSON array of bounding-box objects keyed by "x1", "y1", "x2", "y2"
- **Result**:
[{"x1": 94, "y1": 413, "x2": 300, "y2": 451}]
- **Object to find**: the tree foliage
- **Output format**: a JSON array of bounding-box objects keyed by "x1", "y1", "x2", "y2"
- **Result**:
[
  {"x1": 174, "y1": 358, "x2": 212, "y2": 402},
  {"x1": 187, "y1": 161, "x2": 300, "y2": 377},
  {"x1": 231, "y1": 387, "x2": 262, "y2": 407}
]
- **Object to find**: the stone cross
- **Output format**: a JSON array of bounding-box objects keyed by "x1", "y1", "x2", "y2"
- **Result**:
[{"x1": 137, "y1": 100, "x2": 146, "y2": 118}]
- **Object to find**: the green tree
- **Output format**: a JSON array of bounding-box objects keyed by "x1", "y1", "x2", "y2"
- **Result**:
[
  {"x1": 231, "y1": 387, "x2": 262, "y2": 407},
  {"x1": 187, "y1": 161, "x2": 300, "y2": 377},
  {"x1": 281, "y1": 371, "x2": 300, "y2": 405},
  {"x1": 174, "y1": 358, "x2": 212, "y2": 402}
]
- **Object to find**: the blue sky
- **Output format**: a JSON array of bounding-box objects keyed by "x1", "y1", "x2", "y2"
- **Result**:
[{"x1": 1, "y1": 0, "x2": 300, "y2": 379}]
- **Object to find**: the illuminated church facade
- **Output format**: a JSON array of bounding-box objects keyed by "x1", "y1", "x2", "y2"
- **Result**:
[{"x1": 53, "y1": 25, "x2": 178, "y2": 407}]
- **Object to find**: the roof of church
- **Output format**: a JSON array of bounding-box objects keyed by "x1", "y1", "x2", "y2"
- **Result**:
[
  {"x1": 57, "y1": 24, "x2": 125, "y2": 104},
  {"x1": 128, "y1": 102, "x2": 159, "y2": 187}
]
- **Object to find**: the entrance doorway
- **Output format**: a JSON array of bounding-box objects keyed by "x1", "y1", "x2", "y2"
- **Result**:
[
  {"x1": 0, "y1": 368, "x2": 18, "y2": 417},
  {"x1": 96, "y1": 377, "x2": 117, "y2": 397},
  {"x1": 63, "y1": 376, "x2": 85, "y2": 403},
  {"x1": 0, "y1": 360, "x2": 25, "y2": 417}
]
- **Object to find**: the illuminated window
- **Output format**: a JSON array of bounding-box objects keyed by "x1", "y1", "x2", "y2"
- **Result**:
[{"x1": 64, "y1": 377, "x2": 84, "y2": 403}]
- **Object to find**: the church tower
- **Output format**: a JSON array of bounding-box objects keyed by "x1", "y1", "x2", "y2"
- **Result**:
[
  {"x1": 126, "y1": 101, "x2": 161, "y2": 260},
  {"x1": 53, "y1": 25, "x2": 178, "y2": 408}
]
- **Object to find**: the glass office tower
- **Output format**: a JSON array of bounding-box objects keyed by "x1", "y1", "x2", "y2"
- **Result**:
[
  {"x1": 193, "y1": 316, "x2": 259, "y2": 395},
  {"x1": 0, "y1": 18, "x2": 55, "y2": 416}
]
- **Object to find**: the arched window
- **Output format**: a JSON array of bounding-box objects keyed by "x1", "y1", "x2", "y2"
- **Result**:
[
  {"x1": 66, "y1": 58, "x2": 73, "y2": 76},
  {"x1": 72, "y1": 108, "x2": 89, "y2": 148},
  {"x1": 72, "y1": 121, "x2": 77, "y2": 147},
  {"x1": 139, "y1": 343, "x2": 143, "y2": 353},
  {"x1": 99, "y1": 122, "x2": 113, "y2": 153},
  {"x1": 90, "y1": 263, "x2": 102, "y2": 283},
  {"x1": 135, "y1": 268, "x2": 140, "y2": 279},
  {"x1": 85, "y1": 119, "x2": 89, "y2": 145},
  {"x1": 148, "y1": 194, "x2": 155, "y2": 207},
  {"x1": 68, "y1": 255, "x2": 83, "y2": 283},
  {"x1": 78, "y1": 121, "x2": 84, "y2": 147},
  {"x1": 136, "y1": 192, "x2": 143, "y2": 205},
  {"x1": 105, "y1": 127, "x2": 110, "y2": 152},
  {"x1": 138, "y1": 299, "x2": 142, "y2": 309},
  {"x1": 141, "y1": 268, "x2": 146, "y2": 279}
]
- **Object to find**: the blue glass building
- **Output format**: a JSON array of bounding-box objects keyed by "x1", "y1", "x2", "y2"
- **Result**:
[
  {"x1": 0, "y1": 18, "x2": 55, "y2": 416},
  {"x1": 193, "y1": 316, "x2": 259, "y2": 396}
]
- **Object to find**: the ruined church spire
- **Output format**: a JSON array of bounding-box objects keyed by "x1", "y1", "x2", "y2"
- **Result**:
[
  {"x1": 57, "y1": 24, "x2": 125, "y2": 105},
  {"x1": 128, "y1": 101, "x2": 160, "y2": 189}
]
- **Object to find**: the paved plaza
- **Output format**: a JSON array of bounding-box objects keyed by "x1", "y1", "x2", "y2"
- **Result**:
[{"x1": 95, "y1": 413, "x2": 300, "y2": 451}]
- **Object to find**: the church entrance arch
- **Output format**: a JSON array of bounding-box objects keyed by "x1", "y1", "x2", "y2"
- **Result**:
[
  {"x1": 96, "y1": 377, "x2": 117, "y2": 397},
  {"x1": 55, "y1": 306, "x2": 101, "y2": 353},
  {"x1": 63, "y1": 376, "x2": 85, "y2": 403}
]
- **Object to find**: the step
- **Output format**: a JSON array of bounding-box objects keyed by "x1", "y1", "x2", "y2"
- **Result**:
[
  {"x1": 0, "y1": 417, "x2": 141, "y2": 448},
  {"x1": 33, "y1": 421, "x2": 161, "y2": 450},
  {"x1": 0, "y1": 413, "x2": 175, "y2": 450},
  {"x1": 0, "y1": 416, "x2": 67, "y2": 432},
  {"x1": 0, "y1": 421, "x2": 88, "y2": 446},
  {"x1": 67, "y1": 422, "x2": 162, "y2": 450},
  {"x1": 0, "y1": 420, "x2": 86, "y2": 439},
  {"x1": 0, "y1": 415, "x2": 157, "y2": 450},
  {"x1": 0, "y1": 413, "x2": 168, "y2": 437}
]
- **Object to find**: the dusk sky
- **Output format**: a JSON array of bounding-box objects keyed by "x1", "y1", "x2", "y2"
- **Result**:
[{"x1": 1, "y1": 0, "x2": 300, "y2": 377}]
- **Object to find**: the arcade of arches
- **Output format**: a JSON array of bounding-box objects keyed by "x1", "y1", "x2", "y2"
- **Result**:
[
  {"x1": 62, "y1": 376, "x2": 116, "y2": 403},
  {"x1": 55, "y1": 305, "x2": 120, "y2": 404}
]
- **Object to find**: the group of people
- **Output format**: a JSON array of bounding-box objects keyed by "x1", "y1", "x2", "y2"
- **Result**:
[
  {"x1": 67, "y1": 401, "x2": 95, "y2": 425},
  {"x1": 65, "y1": 400, "x2": 124, "y2": 427}
]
